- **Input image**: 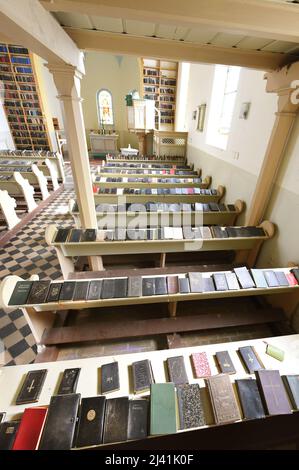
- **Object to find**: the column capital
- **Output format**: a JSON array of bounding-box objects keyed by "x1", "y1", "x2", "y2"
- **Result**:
[{"x1": 46, "y1": 62, "x2": 84, "y2": 97}]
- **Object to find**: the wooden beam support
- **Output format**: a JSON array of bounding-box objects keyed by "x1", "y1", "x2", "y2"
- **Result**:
[
  {"x1": 41, "y1": 0, "x2": 299, "y2": 44},
  {"x1": 64, "y1": 27, "x2": 285, "y2": 71},
  {"x1": 41, "y1": 307, "x2": 285, "y2": 346},
  {"x1": 0, "y1": 0, "x2": 84, "y2": 72},
  {"x1": 246, "y1": 62, "x2": 299, "y2": 226}
]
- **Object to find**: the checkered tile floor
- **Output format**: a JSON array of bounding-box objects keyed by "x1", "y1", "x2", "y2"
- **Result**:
[{"x1": 0, "y1": 179, "x2": 75, "y2": 366}]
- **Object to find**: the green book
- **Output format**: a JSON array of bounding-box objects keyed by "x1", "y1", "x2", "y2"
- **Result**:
[{"x1": 150, "y1": 383, "x2": 176, "y2": 435}]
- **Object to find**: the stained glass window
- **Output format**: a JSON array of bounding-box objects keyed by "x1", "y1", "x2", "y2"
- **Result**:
[{"x1": 97, "y1": 89, "x2": 114, "y2": 126}]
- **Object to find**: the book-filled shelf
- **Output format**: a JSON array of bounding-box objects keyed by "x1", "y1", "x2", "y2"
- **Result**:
[
  {"x1": 141, "y1": 58, "x2": 178, "y2": 131},
  {"x1": 0, "y1": 43, "x2": 51, "y2": 151},
  {"x1": 1, "y1": 334, "x2": 299, "y2": 449}
]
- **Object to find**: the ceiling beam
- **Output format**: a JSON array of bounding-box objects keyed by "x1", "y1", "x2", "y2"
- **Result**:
[
  {"x1": 41, "y1": 0, "x2": 299, "y2": 44},
  {"x1": 0, "y1": 0, "x2": 84, "y2": 72},
  {"x1": 64, "y1": 27, "x2": 291, "y2": 71}
]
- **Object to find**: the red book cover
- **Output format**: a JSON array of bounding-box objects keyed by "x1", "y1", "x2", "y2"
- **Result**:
[
  {"x1": 187, "y1": 188, "x2": 194, "y2": 194},
  {"x1": 169, "y1": 169, "x2": 174, "y2": 175},
  {"x1": 286, "y1": 273, "x2": 298, "y2": 286},
  {"x1": 191, "y1": 352, "x2": 211, "y2": 378},
  {"x1": 12, "y1": 407, "x2": 47, "y2": 450}
]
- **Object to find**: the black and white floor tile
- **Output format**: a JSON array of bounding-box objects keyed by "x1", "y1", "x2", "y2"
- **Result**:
[{"x1": 0, "y1": 184, "x2": 75, "y2": 366}]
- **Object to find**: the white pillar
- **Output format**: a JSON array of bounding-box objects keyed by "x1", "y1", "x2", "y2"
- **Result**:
[{"x1": 47, "y1": 63, "x2": 97, "y2": 229}]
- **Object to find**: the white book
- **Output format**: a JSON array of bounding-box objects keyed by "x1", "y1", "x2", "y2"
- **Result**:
[
  {"x1": 163, "y1": 227, "x2": 174, "y2": 239},
  {"x1": 172, "y1": 227, "x2": 183, "y2": 240}
]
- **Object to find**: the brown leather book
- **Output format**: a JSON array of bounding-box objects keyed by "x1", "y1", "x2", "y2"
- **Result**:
[
  {"x1": 205, "y1": 374, "x2": 241, "y2": 424},
  {"x1": 167, "y1": 276, "x2": 179, "y2": 294}
]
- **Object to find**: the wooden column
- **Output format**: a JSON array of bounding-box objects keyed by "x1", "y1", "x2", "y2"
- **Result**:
[
  {"x1": 246, "y1": 63, "x2": 299, "y2": 226},
  {"x1": 47, "y1": 64, "x2": 97, "y2": 229}
]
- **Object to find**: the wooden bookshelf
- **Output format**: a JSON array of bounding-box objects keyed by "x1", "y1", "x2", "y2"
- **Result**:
[
  {"x1": 141, "y1": 58, "x2": 178, "y2": 131},
  {"x1": 0, "y1": 43, "x2": 52, "y2": 151},
  {"x1": 69, "y1": 199, "x2": 245, "y2": 229}
]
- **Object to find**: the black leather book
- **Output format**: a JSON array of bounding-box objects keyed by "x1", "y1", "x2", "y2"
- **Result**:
[
  {"x1": 227, "y1": 204, "x2": 236, "y2": 212},
  {"x1": 59, "y1": 282, "x2": 76, "y2": 301},
  {"x1": 73, "y1": 282, "x2": 90, "y2": 301},
  {"x1": 155, "y1": 277, "x2": 168, "y2": 295},
  {"x1": 177, "y1": 384, "x2": 205, "y2": 430},
  {"x1": 38, "y1": 394, "x2": 81, "y2": 450},
  {"x1": 234, "y1": 267, "x2": 255, "y2": 289},
  {"x1": 127, "y1": 400, "x2": 149, "y2": 441},
  {"x1": 282, "y1": 375, "x2": 299, "y2": 410},
  {"x1": 46, "y1": 282, "x2": 63, "y2": 302},
  {"x1": 264, "y1": 270, "x2": 280, "y2": 287},
  {"x1": 128, "y1": 276, "x2": 142, "y2": 297},
  {"x1": 9, "y1": 280, "x2": 33, "y2": 305},
  {"x1": 225, "y1": 272, "x2": 240, "y2": 290},
  {"x1": 215, "y1": 351, "x2": 236, "y2": 374},
  {"x1": 114, "y1": 278, "x2": 128, "y2": 298},
  {"x1": 26, "y1": 281, "x2": 51, "y2": 304},
  {"x1": 76, "y1": 396, "x2": 106, "y2": 448},
  {"x1": 203, "y1": 277, "x2": 216, "y2": 292},
  {"x1": 16, "y1": 369, "x2": 47, "y2": 405},
  {"x1": 218, "y1": 203, "x2": 227, "y2": 211},
  {"x1": 0, "y1": 422, "x2": 19, "y2": 450},
  {"x1": 57, "y1": 368, "x2": 81, "y2": 395},
  {"x1": 103, "y1": 397, "x2": 129, "y2": 444},
  {"x1": 87, "y1": 280, "x2": 102, "y2": 300},
  {"x1": 188, "y1": 272, "x2": 203, "y2": 293},
  {"x1": 68, "y1": 229, "x2": 83, "y2": 243},
  {"x1": 212, "y1": 226, "x2": 228, "y2": 238},
  {"x1": 101, "y1": 279, "x2": 115, "y2": 299},
  {"x1": 81, "y1": 229, "x2": 97, "y2": 242},
  {"x1": 167, "y1": 356, "x2": 189, "y2": 385},
  {"x1": 179, "y1": 277, "x2": 190, "y2": 294},
  {"x1": 132, "y1": 359, "x2": 154, "y2": 393},
  {"x1": 142, "y1": 277, "x2": 156, "y2": 296},
  {"x1": 275, "y1": 271, "x2": 289, "y2": 287},
  {"x1": 238, "y1": 346, "x2": 264, "y2": 374},
  {"x1": 213, "y1": 273, "x2": 229, "y2": 291},
  {"x1": 54, "y1": 228, "x2": 71, "y2": 243},
  {"x1": 236, "y1": 378, "x2": 265, "y2": 420},
  {"x1": 101, "y1": 362, "x2": 119, "y2": 394}
]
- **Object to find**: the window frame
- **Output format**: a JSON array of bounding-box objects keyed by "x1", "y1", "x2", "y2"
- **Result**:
[{"x1": 96, "y1": 88, "x2": 114, "y2": 127}]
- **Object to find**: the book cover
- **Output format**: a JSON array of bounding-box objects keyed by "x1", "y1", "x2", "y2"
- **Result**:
[
  {"x1": 57, "y1": 368, "x2": 81, "y2": 395},
  {"x1": 101, "y1": 362, "x2": 119, "y2": 394},
  {"x1": 250, "y1": 269, "x2": 268, "y2": 288},
  {"x1": 46, "y1": 282, "x2": 63, "y2": 302},
  {"x1": 16, "y1": 369, "x2": 47, "y2": 405},
  {"x1": 177, "y1": 384, "x2": 205, "y2": 429},
  {"x1": 238, "y1": 346, "x2": 264, "y2": 374},
  {"x1": 127, "y1": 400, "x2": 149, "y2": 441},
  {"x1": 215, "y1": 351, "x2": 236, "y2": 374},
  {"x1": 132, "y1": 359, "x2": 154, "y2": 393},
  {"x1": 142, "y1": 277, "x2": 155, "y2": 296},
  {"x1": 178, "y1": 277, "x2": 190, "y2": 294},
  {"x1": 76, "y1": 396, "x2": 106, "y2": 448},
  {"x1": 213, "y1": 273, "x2": 229, "y2": 291},
  {"x1": 8, "y1": 281, "x2": 33, "y2": 306},
  {"x1": 167, "y1": 356, "x2": 189, "y2": 385},
  {"x1": 27, "y1": 281, "x2": 51, "y2": 304},
  {"x1": 235, "y1": 379, "x2": 265, "y2": 420},
  {"x1": 72, "y1": 282, "x2": 90, "y2": 301},
  {"x1": 103, "y1": 397, "x2": 129, "y2": 444},
  {"x1": 0, "y1": 422, "x2": 20, "y2": 450},
  {"x1": 12, "y1": 407, "x2": 47, "y2": 450},
  {"x1": 255, "y1": 370, "x2": 292, "y2": 416},
  {"x1": 128, "y1": 276, "x2": 142, "y2": 297},
  {"x1": 87, "y1": 280, "x2": 102, "y2": 300},
  {"x1": 150, "y1": 383, "x2": 176, "y2": 435},
  {"x1": 205, "y1": 374, "x2": 241, "y2": 425},
  {"x1": 282, "y1": 375, "x2": 299, "y2": 410},
  {"x1": 154, "y1": 277, "x2": 168, "y2": 295},
  {"x1": 59, "y1": 282, "x2": 76, "y2": 301},
  {"x1": 167, "y1": 276, "x2": 179, "y2": 294},
  {"x1": 38, "y1": 394, "x2": 81, "y2": 450},
  {"x1": 101, "y1": 279, "x2": 115, "y2": 299},
  {"x1": 188, "y1": 272, "x2": 203, "y2": 293},
  {"x1": 233, "y1": 267, "x2": 255, "y2": 289},
  {"x1": 191, "y1": 352, "x2": 211, "y2": 378}
]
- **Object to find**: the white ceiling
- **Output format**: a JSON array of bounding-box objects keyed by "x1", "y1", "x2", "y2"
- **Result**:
[{"x1": 52, "y1": 10, "x2": 299, "y2": 56}]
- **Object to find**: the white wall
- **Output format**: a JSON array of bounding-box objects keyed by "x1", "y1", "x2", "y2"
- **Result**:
[
  {"x1": 81, "y1": 52, "x2": 141, "y2": 149},
  {"x1": 185, "y1": 64, "x2": 277, "y2": 177},
  {"x1": 0, "y1": 99, "x2": 14, "y2": 150}
]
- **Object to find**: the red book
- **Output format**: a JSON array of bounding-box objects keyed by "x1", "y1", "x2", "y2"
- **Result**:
[
  {"x1": 169, "y1": 169, "x2": 174, "y2": 175},
  {"x1": 187, "y1": 188, "x2": 194, "y2": 194},
  {"x1": 286, "y1": 273, "x2": 298, "y2": 286},
  {"x1": 191, "y1": 352, "x2": 211, "y2": 378},
  {"x1": 12, "y1": 407, "x2": 47, "y2": 450}
]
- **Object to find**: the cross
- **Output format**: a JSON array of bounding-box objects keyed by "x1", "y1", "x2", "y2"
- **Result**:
[
  {"x1": 27, "y1": 380, "x2": 35, "y2": 393},
  {"x1": 247, "y1": 354, "x2": 254, "y2": 363}
]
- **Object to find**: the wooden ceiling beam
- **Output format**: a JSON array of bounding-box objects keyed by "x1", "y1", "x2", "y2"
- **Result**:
[
  {"x1": 41, "y1": 0, "x2": 299, "y2": 44},
  {"x1": 64, "y1": 27, "x2": 292, "y2": 71}
]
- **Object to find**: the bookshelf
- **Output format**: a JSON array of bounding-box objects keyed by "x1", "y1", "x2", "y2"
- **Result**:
[
  {"x1": 141, "y1": 58, "x2": 178, "y2": 131},
  {"x1": 0, "y1": 43, "x2": 52, "y2": 151}
]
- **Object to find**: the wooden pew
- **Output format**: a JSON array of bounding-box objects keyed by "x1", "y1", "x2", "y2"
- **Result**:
[
  {"x1": 92, "y1": 175, "x2": 212, "y2": 189},
  {"x1": 0, "y1": 190, "x2": 21, "y2": 230}
]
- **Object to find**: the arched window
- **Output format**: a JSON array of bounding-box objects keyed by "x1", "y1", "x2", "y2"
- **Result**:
[{"x1": 97, "y1": 89, "x2": 114, "y2": 126}]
